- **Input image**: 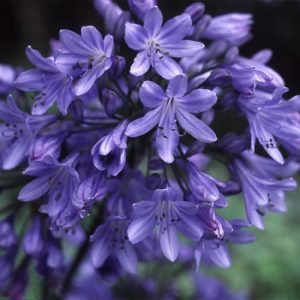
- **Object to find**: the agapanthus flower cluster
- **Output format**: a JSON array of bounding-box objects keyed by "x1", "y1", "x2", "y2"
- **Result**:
[{"x1": 0, "y1": 1, "x2": 299, "y2": 299}]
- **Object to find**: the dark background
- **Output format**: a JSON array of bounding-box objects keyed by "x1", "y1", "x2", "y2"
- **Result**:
[{"x1": 0, "y1": 1, "x2": 300, "y2": 299}]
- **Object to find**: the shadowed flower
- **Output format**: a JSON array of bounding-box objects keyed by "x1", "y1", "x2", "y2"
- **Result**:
[
  {"x1": 92, "y1": 120, "x2": 128, "y2": 176},
  {"x1": 18, "y1": 154, "x2": 80, "y2": 230},
  {"x1": 126, "y1": 75, "x2": 217, "y2": 162},
  {"x1": 0, "y1": 96, "x2": 55, "y2": 170},
  {"x1": 127, "y1": 186, "x2": 203, "y2": 262},
  {"x1": 231, "y1": 150, "x2": 297, "y2": 229},
  {"x1": 90, "y1": 216, "x2": 138, "y2": 274},
  {"x1": 125, "y1": 6, "x2": 204, "y2": 79}
]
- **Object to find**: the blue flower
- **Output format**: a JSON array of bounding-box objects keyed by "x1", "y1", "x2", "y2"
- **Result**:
[
  {"x1": 15, "y1": 46, "x2": 75, "y2": 115},
  {"x1": 125, "y1": 6, "x2": 204, "y2": 79},
  {"x1": 18, "y1": 154, "x2": 80, "y2": 230},
  {"x1": 90, "y1": 216, "x2": 138, "y2": 274},
  {"x1": 92, "y1": 120, "x2": 128, "y2": 176},
  {"x1": 126, "y1": 75, "x2": 217, "y2": 163},
  {"x1": 231, "y1": 150, "x2": 298, "y2": 229},
  {"x1": 58, "y1": 26, "x2": 114, "y2": 95},
  {"x1": 0, "y1": 96, "x2": 55, "y2": 170},
  {"x1": 238, "y1": 87, "x2": 300, "y2": 164},
  {"x1": 127, "y1": 186, "x2": 203, "y2": 262}
]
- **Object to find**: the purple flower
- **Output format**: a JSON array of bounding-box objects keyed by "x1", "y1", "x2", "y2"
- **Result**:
[
  {"x1": 0, "y1": 96, "x2": 55, "y2": 170},
  {"x1": 90, "y1": 216, "x2": 138, "y2": 274},
  {"x1": 92, "y1": 120, "x2": 128, "y2": 176},
  {"x1": 15, "y1": 46, "x2": 74, "y2": 115},
  {"x1": 208, "y1": 61, "x2": 273, "y2": 97},
  {"x1": 58, "y1": 26, "x2": 114, "y2": 96},
  {"x1": 125, "y1": 6, "x2": 204, "y2": 79},
  {"x1": 18, "y1": 154, "x2": 80, "y2": 230},
  {"x1": 188, "y1": 162, "x2": 226, "y2": 202},
  {"x1": 73, "y1": 172, "x2": 107, "y2": 217},
  {"x1": 195, "y1": 239, "x2": 231, "y2": 269},
  {"x1": 202, "y1": 13, "x2": 253, "y2": 46},
  {"x1": 127, "y1": 186, "x2": 203, "y2": 262},
  {"x1": 29, "y1": 132, "x2": 67, "y2": 162},
  {"x1": 126, "y1": 75, "x2": 217, "y2": 163},
  {"x1": 238, "y1": 87, "x2": 300, "y2": 164},
  {"x1": 231, "y1": 151, "x2": 297, "y2": 229}
]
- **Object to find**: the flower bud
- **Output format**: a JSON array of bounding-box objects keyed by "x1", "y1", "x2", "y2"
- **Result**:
[
  {"x1": 101, "y1": 88, "x2": 123, "y2": 117},
  {"x1": 128, "y1": 0, "x2": 157, "y2": 20},
  {"x1": 108, "y1": 56, "x2": 126, "y2": 79},
  {"x1": 23, "y1": 217, "x2": 44, "y2": 257},
  {"x1": 184, "y1": 2, "x2": 205, "y2": 23}
]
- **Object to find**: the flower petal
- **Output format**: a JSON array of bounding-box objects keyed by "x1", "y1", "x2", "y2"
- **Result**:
[
  {"x1": 18, "y1": 176, "x2": 50, "y2": 202},
  {"x1": 176, "y1": 109, "x2": 217, "y2": 143},
  {"x1": 159, "y1": 225, "x2": 179, "y2": 262},
  {"x1": 178, "y1": 89, "x2": 217, "y2": 113},
  {"x1": 140, "y1": 81, "x2": 165, "y2": 108},
  {"x1": 59, "y1": 29, "x2": 93, "y2": 56},
  {"x1": 166, "y1": 75, "x2": 188, "y2": 98},
  {"x1": 156, "y1": 124, "x2": 179, "y2": 163},
  {"x1": 91, "y1": 236, "x2": 110, "y2": 268},
  {"x1": 125, "y1": 23, "x2": 147, "y2": 51},
  {"x1": 2, "y1": 139, "x2": 30, "y2": 170},
  {"x1": 127, "y1": 214, "x2": 155, "y2": 244},
  {"x1": 125, "y1": 107, "x2": 161, "y2": 137},
  {"x1": 158, "y1": 13, "x2": 192, "y2": 43},
  {"x1": 26, "y1": 46, "x2": 56, "y2": 72},
  {"x1": 115, "y1": 242, "x2": 138, "y2": 274},
  {"x1": 144, "y1": 6, "x2": 163, "y2": 37},
  {"x1": 81, "y1": 26, "x2": 103, "y2": 51},
  {"x1": 73, "y1": 59, "x2": 112, "y2": 96},
  {"x1": 162, "y1": 40, "x2": 204, "y2": 58},
  {"x1": 154, "y1": 56, "x2": 183, "y2": 80},
  {"x1": 130, "y1": 51, "x2": 150, "y2": 77},
  {"x1": 15, "y1": 70, "x2": 44, "y2": 92}
]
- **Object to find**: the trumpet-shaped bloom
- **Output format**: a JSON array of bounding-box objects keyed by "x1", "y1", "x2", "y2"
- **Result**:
[
  {"x1": 125, "y1": 6, "x2": 204, "y2": 79},
  {"x1": 238, "y1": 87, "x2": 300, "y2": 164},
  {"x1": 58, "y1": 26, "x2": 114, "y2": 96},
  {"x1": 0, "y1": 96, "x2": 55, "y2": 170},
  {"x1": 126, "y1": 75, "x2": 217, "y2": 163},
  {"x1": 90, "y1": 216, "x2": 138, "y2": 274},
  {"x1": 127, "y1": 186, "x2": 203, "y2": 262}
]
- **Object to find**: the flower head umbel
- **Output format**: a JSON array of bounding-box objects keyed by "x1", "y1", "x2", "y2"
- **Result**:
[
  {"x1": 126, "y1": 75, "x2": 217, "y2": 162},
  {"x1": 0, "y1": 1, "x2": 300, "y2": 298},
  {"x1": 125, "y1": 6, "x2": 204, "y2": 79}
]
